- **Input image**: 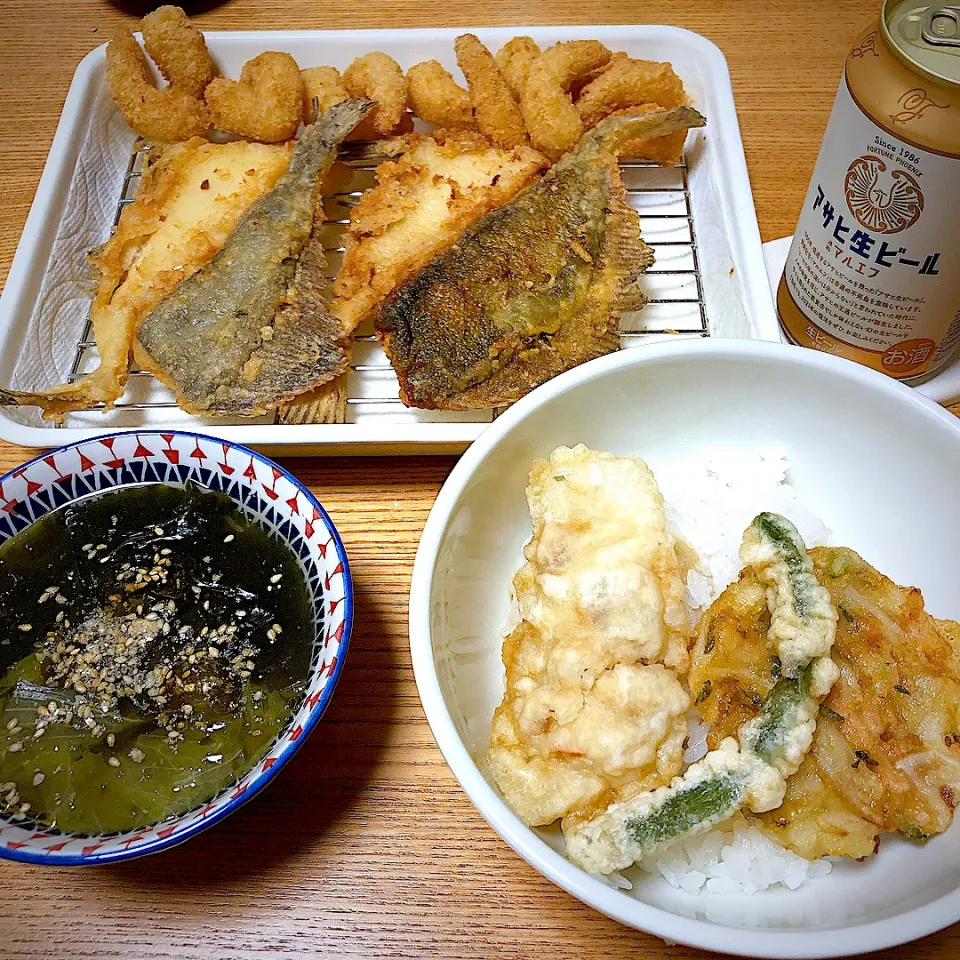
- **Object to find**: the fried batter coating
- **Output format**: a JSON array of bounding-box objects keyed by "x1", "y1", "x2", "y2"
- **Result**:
[
  {"x1": 494, "y1": 36, "x2": 540, "y2": 99},
  {"x1": 576, "y1": 57, "x2": 690, "y2": 164},
  {"x1": 406, "y1": 60, "x2": 475, "y2": 129},
  {"x1": 521, "y1": 40, "x2": 612, "y2": 160},
  {"x1": 106, "y1": 27, "x2": 210, "y2": 143},
  {"x1": 333, "y1": 130, "x2": 547, "y2": 331},
  {"x1": 454, "y1": 34, "x2": 528, "y2": 148},
  {"x1": 487, "y1": 445, "x2": 693, "y2": 827},
  {"x1": 690, "y1": 546, "x2": 960, "y2": 860},
  {"x1": 343, "y1": 52, "x2": 409, "y2": 137},
  {"x1": 301, "y1": 65, "x2": 349, "y2": 124},
  {"x1": 206, "y1": 51, "x2": 304, "y2": 142},
  {"x1": 141, "y1": 5, "x2": 218, "y2": 99}
]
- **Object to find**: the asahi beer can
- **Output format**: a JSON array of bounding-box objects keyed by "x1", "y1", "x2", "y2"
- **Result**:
[{"x1": 777, "y1": 0, "x2": 960, "y2": 381}]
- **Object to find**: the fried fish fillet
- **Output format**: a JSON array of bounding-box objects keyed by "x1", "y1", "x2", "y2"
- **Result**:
[
  {"x1": 0, "y1": 138, "x2": 295, "y2": 419},
  {"x1": 136, "y1": 99, "x2": 373, "y2": 417},
  {"x1": 690, "y1": 546, "x2": 960, "y2": 860},
  {"x1": 374, "y1": 105, "x2": 705, "y2": 410},
  {"x1": 280, "y1": 130, "x2": 548, "y2": 424},
  {"x1": 487, "y1": 445, "x2": 693, "y2": 828}
]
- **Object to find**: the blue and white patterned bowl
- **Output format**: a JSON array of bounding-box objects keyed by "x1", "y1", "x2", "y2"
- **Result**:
[{"x1": 0, "y1": 431, "x2": 352, "y2": 865}]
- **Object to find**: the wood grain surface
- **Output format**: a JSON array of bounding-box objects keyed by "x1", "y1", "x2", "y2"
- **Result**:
[{"x1": 0, "y1": 2, "x2": 958, "y2": 958}]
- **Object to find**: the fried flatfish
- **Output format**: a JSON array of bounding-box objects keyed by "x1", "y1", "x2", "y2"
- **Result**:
[
  {"x1": 375, "y1": 105, "x2": 705, "y2": 409},
  {"x1": 0, "y1": 138, "x2": 295, "y2": 420},
  {"x1": 690, "y1": 546, "x2": 960, "y2": 860},
  {"x1": 135, "y1": 98, "x2": 373, "y2": 417}
]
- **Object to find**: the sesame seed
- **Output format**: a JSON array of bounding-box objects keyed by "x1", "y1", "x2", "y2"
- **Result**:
[
  {"x1": 160, "y1": 548, "x2": 172, "y2": 556},
  {"x1": 5, "y1": 718, "x2": 18, "y2": 730},
  {"x1": 32, "y1": 772, "x2": 44, "y2": 787},
  {"x1": 17, "y1": 624, "x2": 32, "y2": 633},
  {"x1": 154, "y1": 527, "x2": 164, "y2": 536},
  {"x1": 269, "y1": 574, "x2": 282, "y2": 584},
  {"x1": 106, "y1": 733, "x2": 116, "y2": 747},
  {"x1": 7, "y1": 743, "x2": 23, "y2": 753},
  {"x1": 223, "y1": 534, "x2": 235, "y2": 543},
  {"x1": 107, "y1": 756, "x2": 121, "y2": 768}
]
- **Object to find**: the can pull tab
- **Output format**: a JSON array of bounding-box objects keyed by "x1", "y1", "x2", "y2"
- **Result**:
[{"x1": 922, "y1": 6, "x2": 960, "y2": 47}]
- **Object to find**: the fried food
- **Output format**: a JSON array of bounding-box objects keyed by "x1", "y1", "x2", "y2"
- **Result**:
[
  {"x1": 141, "y1": 5, "x2": 218, "y2": 99},
  {"x1": 135, "y1": 99, "x2": 373, "y2": 417},
  {"x1": 0, "y1": 139, "x2": 294, "y2": 419},
  {"x1": 486, "y1": 445, "x2": 693, "y2": 827},
  {"x1": 406, "y1": 60, "x2": 475, "y2": 129},
  {"x1": 520, "y1": 40, "x2": 612, "y2": 160},
  {"x1": 577, "y1": 58, "x2": 690, "y2": 164},
  {"x1": 343, "y1": 52, "x2": 409, "y2": 137},
  {"x1": 494, "y1": 36, "x2": 540, "y2": 100},
  {"x1": 206, "y1": 51, "x2": 304, "y2": 142},
  {"x1": 375, "y1": 106, "x2": 705, "y2": 410},
  {"x1": 301, "y1": 65, "x2": 349, "y2": 124},
  {"x1": 454, "y1": 34, "x2": 528, "y2": 148},
  {"x1": 105, "y1": 26, "x2": 210, "y2": 143},
  {"x1": 689, "y1": 545, "x2": 960, "y2": 860},
  {"x1": 333, "y1": 130, "x2": 547, "y2": 332}
]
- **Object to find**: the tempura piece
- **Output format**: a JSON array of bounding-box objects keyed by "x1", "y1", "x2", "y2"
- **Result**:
[
  {"x1": 494, "y1": 36, "x2": 540, "y2": 100},
  {"x1": 375, "y1": 106, "x2": 705, "y2": 410},
  {"x1": 407, "y1": 60, "x2": 476, "y2": 129},
  {"x1": 105, "y1": 26, "x2": 210, "y2": 142},
  {"x1": 487, "y1": 445, "x2": 693, "y2": 827},
  {"x1": 455, "y1": 34, "x2": 528, "y2": 148},
  {"x1": 206, "y1": 52, "x2": 304, "y2": 142},
  {"x1": 689, "y1": 546, "x2": 960, "y2": 860},
  {"x1": 141, "y1": 5, "x2": 218, "y2": 98},
  {"x1": 343, "y1": 52, "x2": 409, "y2": 137},
  {"x1": 0, "y1": 138, "x2": 294, "y2": 419},
  {"x1": 576, "y1": 58, "x2": 690, "y2": 164},
  {"x1": 301, "y1": 65, "x2": 349, "y2": 124},
  {"x1": 520, "y1": 40, "x2": 612, "y2": 160}
]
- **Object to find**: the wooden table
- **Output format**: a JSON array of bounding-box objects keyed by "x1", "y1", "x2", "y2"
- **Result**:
[{"x1": 0, "y1": 1, "x2": 957, "y2": 957}]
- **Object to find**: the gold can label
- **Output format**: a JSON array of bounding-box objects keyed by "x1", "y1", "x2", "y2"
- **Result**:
[{"x1": 779, "y1": 50, "x2": 960, "y2": 379}]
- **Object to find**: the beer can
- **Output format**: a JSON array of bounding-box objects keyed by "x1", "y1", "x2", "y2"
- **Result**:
[{"x1": 777, "y1": 0, "x2": 960, "y2": 381}]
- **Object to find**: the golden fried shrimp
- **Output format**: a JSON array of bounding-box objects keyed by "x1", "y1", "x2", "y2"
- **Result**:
[
  {"x1": 141, "y1": 5, "x2": 217, "y2": 99},
  {"x1": 520, "y1": 40, "x2": 611, "y2": 160},
  {"x1": 106, "y1": 27, "x2": 210, "y2": 143},
  {"x1": 494, "y1": 36, "x2": 540, "y2": 100},
  {"x1": 343, "y1": 52, "x2": 408, "y2": 136},
  {"x1": 577, "y1": 59, "x2": 690, "y2": 164},
  {"x1": 454, "y1": 34, "x2": 527, "y2": 148},
  {"x1": 205, "y1": 51, "x2": 304, "y2": 142},
  {"x1": 301, "y1": 65, "x2": 348, "y2": 124},
  {"x1": 576, "y1": 57, "x2": 688, "y2": 127},
  {"x1": 406, "y1": 60, "x2": 475, "y2": 129}
]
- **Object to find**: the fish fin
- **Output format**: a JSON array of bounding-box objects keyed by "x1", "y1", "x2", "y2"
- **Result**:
[
  {"x1": 279, "y1": 374, "x2": 348, "y2": 424},
  {"x1": 603, "y1": 182, "x2": 655, "y2": 314},
  {"x1": 570, "y1": 104, "x2": 706, "y2": 162}
]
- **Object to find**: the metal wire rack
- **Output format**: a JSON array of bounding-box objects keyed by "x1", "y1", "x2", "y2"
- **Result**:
[{"x1": 58, "y1": 140, "x2": 708, "y2": 428}]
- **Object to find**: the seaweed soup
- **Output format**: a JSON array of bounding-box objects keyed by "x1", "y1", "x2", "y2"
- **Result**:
[{"x1": 0, "y1": 481, "x2": 315, "y2": 836}]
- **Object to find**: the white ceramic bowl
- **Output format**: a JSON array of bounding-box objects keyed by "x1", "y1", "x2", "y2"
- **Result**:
[{"x1": 408, "y1": 339, "x2": 960, "y2": 958}]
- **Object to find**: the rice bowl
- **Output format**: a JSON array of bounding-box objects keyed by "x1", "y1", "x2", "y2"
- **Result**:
[{"x1": 408, "y1": 339, "x2": 960, "y2": 958}]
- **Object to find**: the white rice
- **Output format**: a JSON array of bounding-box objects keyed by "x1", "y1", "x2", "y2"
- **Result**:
[{"x1": 630, "y1": 448, "x2": 833, "y2": 897}]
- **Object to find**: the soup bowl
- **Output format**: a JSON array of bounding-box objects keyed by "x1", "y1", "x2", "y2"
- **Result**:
[{"x1": 0, "y1": 431, "x2": 352, "y2": 864}]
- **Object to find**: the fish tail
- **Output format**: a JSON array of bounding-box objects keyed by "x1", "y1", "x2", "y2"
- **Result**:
[
  {"x1": 314, "y1": 97, "x2": 377, "y2": 146},
  {"x1": 574, "y1": 104, "x2": 707, "y2": 160}
]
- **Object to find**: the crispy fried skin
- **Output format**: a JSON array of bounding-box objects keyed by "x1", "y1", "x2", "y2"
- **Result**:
[
  {"x1": 455, "y1": 34, "x2": 528, "y2": 148},
  {"x1": 690, "y1": 546, "x2": 960, "y2": 860},
  {"x1": 105, "y1": 27, "x2": 210, "y2": 143},
  {"x1": 0, "y1": 139, "x2": 293, "y2": 419},
  {"x1": 374, "y1": 106, "x2": 705, "y2": 410},
  {"x1": 206, "y1": 52, "x2": 304, "y2": 142}
]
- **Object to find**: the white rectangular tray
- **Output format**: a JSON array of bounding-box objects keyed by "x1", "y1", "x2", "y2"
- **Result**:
[{"x1": 0, "y1": 25, "x2": 778, "y2": 454}]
